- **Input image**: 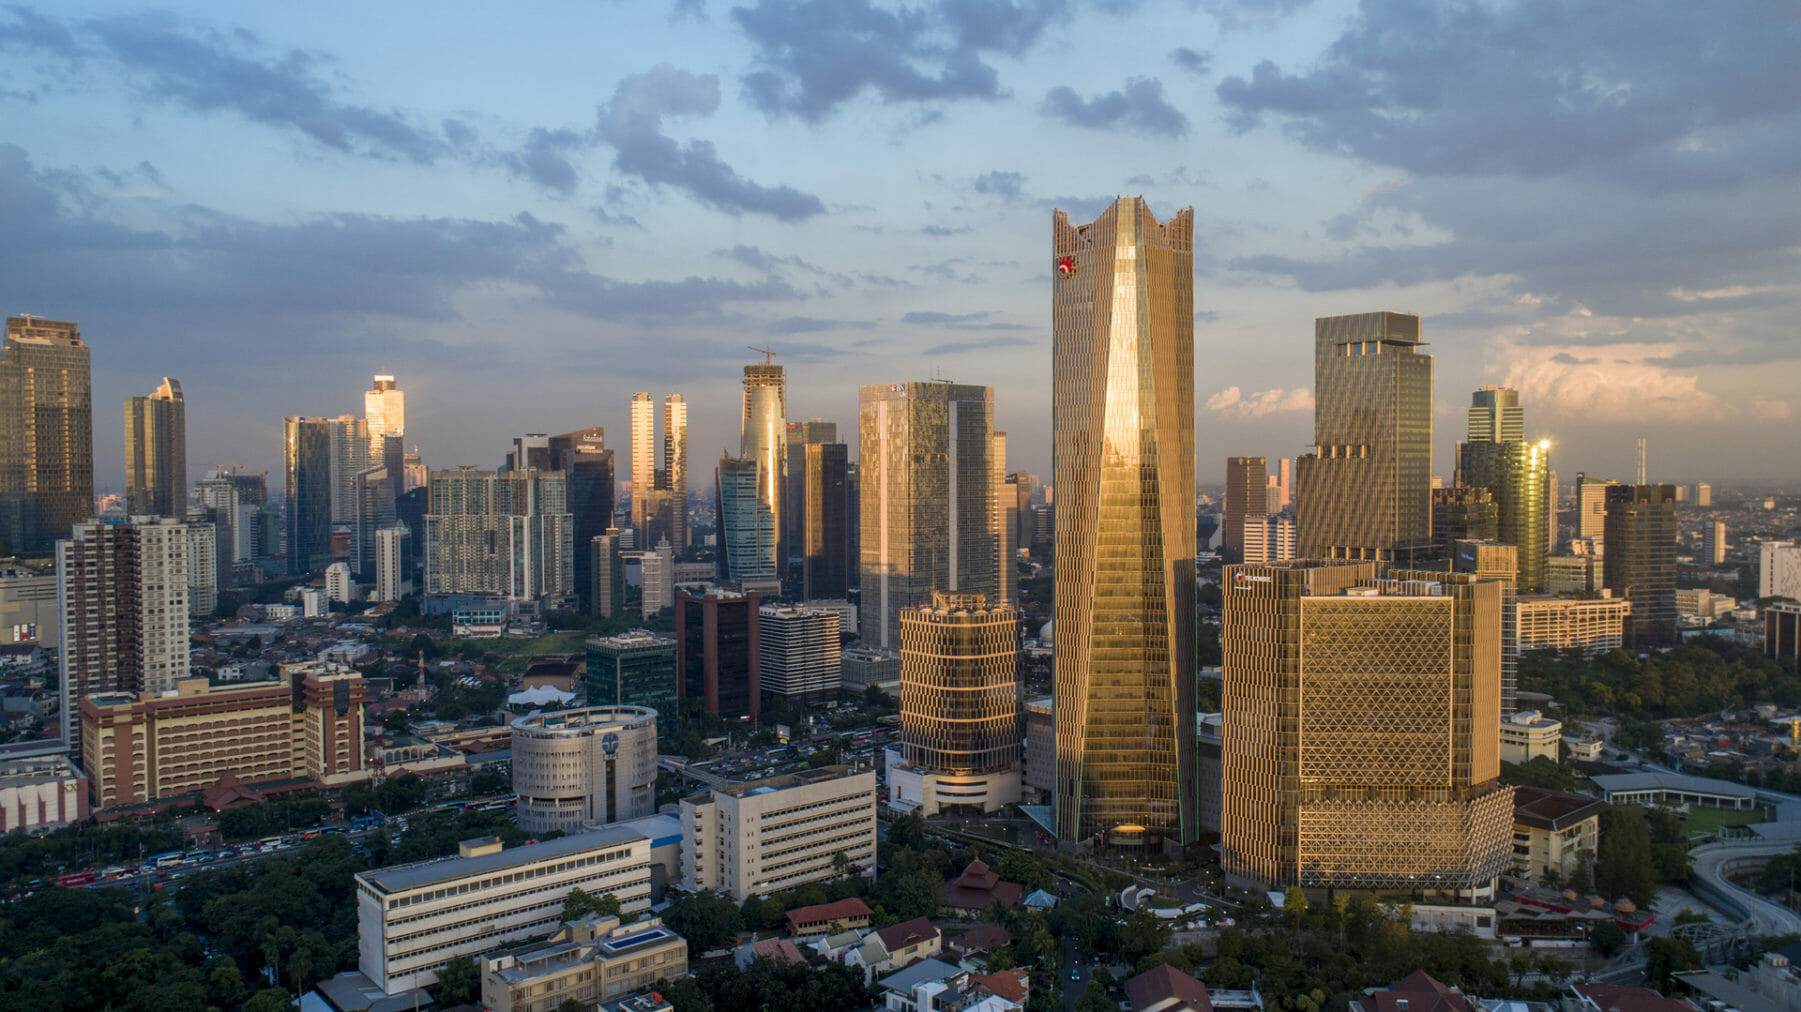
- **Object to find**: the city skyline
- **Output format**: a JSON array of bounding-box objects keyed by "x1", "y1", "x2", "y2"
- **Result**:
[{"x1": 3, "y1": 3, "x2": 1796, "y2": 492}]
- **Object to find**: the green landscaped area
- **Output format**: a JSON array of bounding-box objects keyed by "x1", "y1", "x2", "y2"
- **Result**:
[
  {"x1": 447, "y1": 631, "x2": 591, "y2": 672},
  {"x1": 1680, "y1": 805, "x2": 1765, "y2": 837}
]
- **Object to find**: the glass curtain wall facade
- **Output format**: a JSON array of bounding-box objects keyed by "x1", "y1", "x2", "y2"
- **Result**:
[
  {"x1": 1, "y1": 317, "x2": 92, "y2": 557},
  {"x1": 716, "y1": 454, "x2": 776, "y2": 582},
  {"x1": 1603, "y1": 484, "x2": 1678, "y2": 647},
  {"x1": 1458, "y1": 440, "x2": 1551, "y2": 593},
  {"x1": 1294, "y1": 312, "x2": 1433, "y2": 562},
  {"x1": 741, "y1": 366, "x2": 785, "y2": 568},
  {"x1": 662, "y1": 395, "x2": 687, "y2": 553},
  {"x1": 124, "y1": 377, "x2": 186, "y2": 518},
  {"x1": 1050, "y1": 197, "x2": 1196, "y2": 847},
  {"x1": 899, "y1": 592, "x2": 1020, "y2": 776},
  {"x1": 284, "y1": 417, "x2": 334, "y2": 575}
]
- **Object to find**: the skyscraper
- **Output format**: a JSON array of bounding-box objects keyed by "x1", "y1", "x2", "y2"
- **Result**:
[
  {"x1": 1221, "y1": 560, "x2": 1512, "y2": 897},
  {"x1": 284, "y1": 417, "x2": 335, "y2": 575},
  {"x1": 1466, "y1": 385, "x2": 1523, "y2": 443},
  {"x1": 716, "y1": 454, "x2": 776, "y2": 584},
  {"x1": 326, "y1": 415, "x2": 370, "y2": 525},
  {"x1": 662, "y1": 394, "x2": 687, "y2": 553},
  {"x1": 365, "y1": 374, "x2": 404, "y2": 462},
  {"x1": 422, "y1": 467, "x2": 573, "y2": 601},
  {"x1": 1294, "y1": 312, "x2": 1433, "y2": 562},
  {"x1": 785, "y1": 420, "x2": 851, "y2": 600},
  {"x1": 1431, "y1": 486, "x2": 1499, "y2": 555},
  {"x1": 1051, "y1": 197, "x2": 1196, "y2": 847},
  {"x1": 890, "y1": 592, "x2": 1022, "y2": 815},
  {"x1": 758, "y1": 605, "x2": 841, "y2": 702},
  {"x1": 858, "y1": 381, "x2": 1000, "y2": 650},
  {"x1": 1604, "y1": 484, "x2": 1678, "y2": 647},
  {"x1": 1704, "y1": 521, "x2": 1726, "y2": 566},
  {"x1": 675, "y1": 588, "x2": 761, "y2": 723},
  {"x1": 1459, "y1": 439, "x2": 1552, "y2": 592},
  {"x1": 742, "y1": 361, "x2": 785, "y2": 568},
  {"x1": 1223, "y1": 457, "x2": 1267, "y2": 563},
  {"x1": 550, "y1": 427, "x2": 615, "y2": 612},
  {"x1": 630, "y1": 392, "x2": 656, "y2": 536},
  {"x1": 1, "y1": 317, "x2": 92, "y2": 557},
  {"x1": 1575, "y1": 473, "x2": 1617, "y2": 551},
  {"x1": 124, "y1": 377, "x2": 186, "y2": 517}
]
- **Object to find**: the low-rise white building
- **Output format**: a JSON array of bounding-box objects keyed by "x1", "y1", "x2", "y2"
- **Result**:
[
  {"x1": 680, "y1": 765, "x2": 877, "y2": 900},
  {"x1": 356, "y1": 828, "x2": 653, "y2": 995},
  {"x1": 1499, "y1": 710, "x2": 1562, "y2": 765}
]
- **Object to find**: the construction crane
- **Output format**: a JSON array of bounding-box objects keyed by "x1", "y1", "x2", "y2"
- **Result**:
[{"x1": 747, "y1": 345, "x2": 778, "y2": 364}]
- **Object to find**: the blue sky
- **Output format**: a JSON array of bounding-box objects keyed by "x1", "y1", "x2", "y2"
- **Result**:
[{"x1": 3, "y1": 0, "x2": 1797, "y2": 492}]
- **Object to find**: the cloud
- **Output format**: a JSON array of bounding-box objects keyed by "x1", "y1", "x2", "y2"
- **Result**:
[
  {"x1": 502, "y1": 127, "x2": 588, "y2": 193},
  {"x1": 1753, "y1": 399, "x2": 1792, "y2": 421},
  {"x1": 1201, "y1": 0, "x2": 1316, "y2": 31},
  {"x1": 973, "y1": 170, "x2": 1024, "y2": 198},
  {"x1": 1205, "y1": 385, "x2": 1313, "y2": 418},
  {"x1": 598, "y1": 64, "x2": 825, "y2": 220},
  {"x1": 0, "y1": 8, "x2": 448, "y2": 163},
  {"x1": 1041, "y1": 78, "x2": 1188, "y2": 136},
  {"x1": 1499, "y1": 342, "x2": 1727, "y2": 423},
  {"x1": 764, "y1": 315, "x2": 875, "y2": 334},
  {"x1": 902, "y1": 310, "x2": 1031, "y2": 331},
  {"x1": 922, "y1": 336, "x2": 1035, "y2": 355},
  {"x1": 731, "y1": 0, "x2": 1068, "y2": 121},
  {"x1": 1168, "y1": 47, "x2": 1211, "y2": 75}
]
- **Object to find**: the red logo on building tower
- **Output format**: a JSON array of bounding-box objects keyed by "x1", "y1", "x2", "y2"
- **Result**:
[{"x1": 1056, "y1": 256, "x2": 1076, "y2": 278}]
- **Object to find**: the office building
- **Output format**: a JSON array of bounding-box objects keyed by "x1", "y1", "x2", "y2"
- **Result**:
[
  {"x1": 679, "y1": 765, "x2": 877, "y2": 899},
  {"x1": 1766, "y1": 601, "x2": 1801, "y2": 662},
  {"x1": 0, "y1": 755, "x2": 89, "y2": 833},
  {"x1": 1761, "y1": 541, "x2": 1801, "y2": 600},
  {"x1": 352, "y1": 463, "x2": 397, "y2": 580},
  {"x1": 1515, "y1": 595, "x2": 1630, "y2": 654},
  {"x1": 79, "y1": 662, "x2": 365, "y2": 810},
  {"x1": 1602, "y1": 484, "x2": 1677, "y2": 647},
  {"x1": 590, "y1": 529, "x2": 625, "y2": 618},
  {"x1": 1051, "y1": 197, "x2": 1196, "y2": 847},
  {"x1": 1466, "y1": 385, "x2": 1523, "y2": 444},
  {"x1": 676, "y1": 589, "x2": 760, "y2": 722},
  {"x1": 364, "y1": 374, "x2": 404, "y2": 461},
  {"x1": 284, "y1": 417, "x2": 335, "y2": 574},
  {"x1": 1703, "y1": 521, "x2": 1727, "y2": 566},
  {"x1": 1452, "y1": 539, "x2": 1520, "y2": 714},
  {"x1": 1547, "y1": 555, "x2": 1600, "y2": 595},
  {"x1": 1221, "y1": 560, "x2": 1512, "y2": 898},
  {"x1": 123, "y1": 377, "x2": 186, "y2": 518},
  {"x1": 859, "y1": 381, "x2": 1001, "y2": 649},
  {"x1": 481, "y1": 914, "x2": 688, "y2": 1012},
  {"x1": 742, "y1": 360, "x2": 786, "y2": 567},
  {"x1": 640, "y1": 538, "x2": 675, "y2": 617},
  {"x1": 356, "y1": 828, "x2": 653, "y2": 994},
  {"x1": 512, "y1": 706, "x2": 658, "y2": 835},
  {"x1": 1459, "y1": 436, "x2": 1552, "y2": 592},
  {"x1": 1696, "y1": 483, "x2": 1712, "y2": 507},
  {"x1": 787, "y1": 425, "x2": 851, "y2": 600},
  {"x1": 1022, "y1": 697, "x2": 1053, "y2": 799},
  {"x1": 195, "y1": 475, "x2": 248, "y2": 565},
  {"x1": 59, "y1": 517, "x2": 191, "y2": 724},
  {"x1": 1294, "y1": 312, "x2": 1433, "y2": 562},
  {"x1": 991, "y1": 431, "x2": 1012, "y2": 607},
  {"x1": 586, "y1": 633, "x2": 678, "y2": 723},
  {"x1": 423, "y1": 467, "x2": 573, "y2": 602},
  {"x1": 1574, "y1": 474, "x2": 1616, "y2": 552},
  {"x1": 550, "y1": 427, "x2": 615, "y2": 611},
  {"x1": 373, "y1": 526, "x2": 411, "y2": 602},
  {"x1": 1, "y1": 317, "x2": 93, "y2": 557},
  {"x1": 889, "y1": 593, "x2": 1021, "y2": 816},
  {"x1": 1223, "y1": 457, "x2": 1267, "y2": 563},
  {"x1": 183, "y1": 518, "x2": 218, "y2": 616},
  {"x1": 327, "y1": 415, "x2": 370, "y2": 525},
  {"x1": 716, "y1": 454, "x2": 777, "y2": 583},
  {"x1": 1241, "y1": 513, "x2": 1296, "y2": 566},
  {"x1": 1431, "y1": 486, "x2": 1498, "y2": 556},
  {"x1": 840, "y1": 645, "x2": 901, "y2": 696},
  {"x1": 0, "y1": 567, "x2": 57, "y2": 648},
  {"x1": 758, "y1": 605, "x2": 841, "y2": 702},
  {"x1": 629, "y1": 393, "x2": 656, "y2": 536},
  {"x1": 1498, "y1": 710, "x2": 1562, "y2": 765},
  {"x1": 662, "y1": 395, "x2": 687, "y2": 552}
]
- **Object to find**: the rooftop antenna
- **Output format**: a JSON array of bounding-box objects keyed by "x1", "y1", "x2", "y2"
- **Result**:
[
  {"x1": 747, "y1": 345, "x2": 778, "y2": 365},
  {"x1": 1636, "y1": 438, "x2": 1647, "y2": 485}
]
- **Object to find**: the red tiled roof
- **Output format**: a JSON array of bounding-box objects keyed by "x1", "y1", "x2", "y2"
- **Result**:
[
  {"x1": 786, "y1": 898, "x2": 874, "y2": 932},
  {"x1": 750, "y1": 938, "x2": 809, "y2": 966},
  {"x1": 1365, "y1": 973, "x2": 1468, "y2": 1012},
  {"x1": 940, "y1": 859, "x2": 1024, "y2": 911},
  {"x1": 875, "y1": 917, "x2": 940, "y2": 952},
  {"x1": 1574, "y1": 983, "x2": 1694, "y2": 1012},
  {"x1": 954, "y1": 924, "x2": 1015, "y2": 952},
  {"x1": 971, "y1": 971, "x2": 1029, "y2": 1004},
  {"x1": 1126, "y1": 965, "x2": 1212, "y2": 1012}
]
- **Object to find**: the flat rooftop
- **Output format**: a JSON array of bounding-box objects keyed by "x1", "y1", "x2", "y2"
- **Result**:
[
  {"x1": 708, "y1": 764, "x2": 867, "y2": 799},
  {"x1": 358, "y1": 825, "x2": 646, "y2": 895}
]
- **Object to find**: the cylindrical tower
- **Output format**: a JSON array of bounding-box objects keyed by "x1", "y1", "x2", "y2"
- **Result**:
[
  {"x1": 511, "y1": 705, "x2": 658, "y2": 835},
  {"x1": 899, "y1": 592, "x2": 1019, "y2": 775}
]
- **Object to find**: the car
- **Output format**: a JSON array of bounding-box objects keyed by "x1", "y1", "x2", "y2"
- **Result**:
[{"x1": 1070, "y1": 971, "x2": 1081, "y2": 981}]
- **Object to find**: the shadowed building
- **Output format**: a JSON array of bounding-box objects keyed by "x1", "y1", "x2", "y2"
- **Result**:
[
  {"x1": 1, "y1": 317, "x2": 92, "y2": 557},
  {"x1": 1221, "y1": 560, "x2": 1512, "y2": 899},
  {"x1": 1223, "y1": 457, "x2": 1266, "y2": 564},
  {"x1": 1603, "y1": 484, "x2": 1678, "y2": 647},
  {"x1": 1294, "y1": 312, "x2": 1433, "y2": 563},
  {"x1": 1431, "y1": 487, "x2": 1497, "y2": 556},
  {"x1": 284, "y1": 417, "x2": 335, "y2": 575},
  {"x1": 1051, "y1": 197, "x2": 1196, "y2": 847},
  {"x1": 676, "y1": 588, "x2": 761, "y2": 723}
]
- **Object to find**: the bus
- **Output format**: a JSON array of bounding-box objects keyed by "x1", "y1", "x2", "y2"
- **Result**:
[
  {"x1": 257, "y1": 835, "x2": 286, "y2": 853},
  {"x1": 56, "y1": 871, "x2": 97, "y2": 888},
  {"x1": 148, "y1": 851, "x2": 185, "y2": 870}
]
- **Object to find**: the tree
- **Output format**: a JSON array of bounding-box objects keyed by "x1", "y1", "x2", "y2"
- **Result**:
[
  {"x1": 1589, "y1": 921, "x2": 1629, "y2": 957},
  {"x1": 1644, "y1": 936, "x2": 1702, "y2": 992},
  {"x1": 243, "y1": 988, "x2": 295, "y2": 1012},
  {"x1": 206, "y1": 957, "x2": 247, "y2": 1008},
  {"x1": 1596, "y1": 806, "x2": 1661, "y2": 906},
  {"x1": 563, "y1": 887, "x2": 625, "y2": 923},
  {"x1": 1283, "y1": 886, "x2": 1310, "y2": 921},
  {"x1": 436, "y1": 954, "x2": 482, "y2": 1004},
  {"x1": 659, "y1": 974, "x2": 710, "y2": 1012},
  {"x1": 556, "y1": 1000, "x2": 588, "y2": 1012},
  {"x1": 1075, "y1": 980, "x2": 1120, "y2": 1012},
  {"x1": 664, "y1": 891, "x2": 744, "y2": 953}
]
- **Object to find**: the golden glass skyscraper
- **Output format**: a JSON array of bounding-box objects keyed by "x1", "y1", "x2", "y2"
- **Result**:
[
  {"x1": 1, "y1": 316, "x2": 92, "y2": 557},
  {"x1": 1221, "y1": 560, "x2": 1513, "y2": 897},
  {"x1": 124, "y1": 377, "x2": 186, "y2": 517},
  {"x1": 1051, "y1": 197, "x2": 1196, "y2": 847},
  {"x1": 1294, "y1": 312, "x2": 1433, "y2": 562}
]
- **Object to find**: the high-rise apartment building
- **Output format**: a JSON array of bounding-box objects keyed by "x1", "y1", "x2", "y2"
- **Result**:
[
  {"x1": 365, "y1": 374, "x2": 404, "y2": 461},
  {"x1": 1603, "y1": 484, "x2": 1678, "y2": 647},
  {"x1": 326, "y1": 415, "x2": 370, "y2": 524},
  {"x1": 1761, "y1": 541, "x2": 1801, "y2": 600},
  {"x1": 511, "y1": 705, "x2": 658, "y2": 835},
  {"x1": 629, "y1": 392, "x2": 656, "y2": 535},
  {"x1": 1704, "y1": 521, "x2": 1727, "y2": 566},
  {"x1": 196, "y1": 474, "x2": 250, "y2": 564},
  {"x1": 284, "y1": 417, "x2": 335, "y2": 574},
  {"x1": 1221, "y1": 560, "x2": 1512, "y2": 898},
  {"x1": 742, "y1": 362, "x2": 785, "y2": 568},
  {"x1": 1051, "y1": 197, "x2": 1196, "y2": 847},
  {"x1": 1241, "y1": 513, "x2": 1297, "y2": 565},
  {"x1": 858, "y1": 381, "x2": 1000, "y2": 650},
  {"x1": 124, "y1": 377, "x2": 186, "y2": 517},
  {"x1": 757, "y1": 605, "x2": 841, "y2": 702},
  {"x1": 627, "y1": 393, "x2": 685, "y2": 551},
  {"x1": 58, "y1": 517, "x2": 192, "y2": 730},
  {"x1": 1294, "y1": 312, "x2": 1432, "y2": 562},
  {"x1": 640, "y1": 537, "x2": 675, "y2": 618},
  {"x1": 1223, "y1": 457, "x2": 1267, "y2": 563},
  {"x1": 1696, "y1": 483, "x2": 1712, "y2": 507},
  {"x1": 183, "y1": 517, "x2": 218, "y2": 616},
  {"x1": 423, "y1": 467, "x2": 573, "y2": 602},
  {"x1": 1459, "y1": 439, "x2": 1552, "y2": 592},
  {"x1": 676, "y1": 589, "x2": 760, "y2": 722},
  {"x1": 374, "y1": 526, "x2": 412, "y2": 602},
  {"x1": 1, "y1": 317, "x2": 93, "y2": 557},
  {"x1": 890, "y1": 592, "x2": 1021, "y2": 816}
]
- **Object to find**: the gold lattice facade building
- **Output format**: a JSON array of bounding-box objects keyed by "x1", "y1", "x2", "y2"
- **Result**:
[
  {"x1": 1, "y1": 317, "x2": 93, "y2": 558},
  {"x1": 889, "y1": 593, "x2": 1021, "y2": 815},
  {"x1": 1051, "y1": 197, "x2": 1196, "y2": 846},
  {"x1": 1221, "y1": 560, "x2": 1513, "y2": 897}
]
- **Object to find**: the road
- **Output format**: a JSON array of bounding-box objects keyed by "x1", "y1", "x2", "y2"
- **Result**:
[{"x1": 1686, "y1": 840, "x2": 1801, "y2": 936}]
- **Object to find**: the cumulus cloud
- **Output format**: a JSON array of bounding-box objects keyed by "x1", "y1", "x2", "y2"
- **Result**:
[
  {"x1": 1205, "y1": 385, "x2": 1313, "y2": 418},
  {"x1": 732, "y1": 0, "x2": 1069, "y2": 121},
  {"x1": 597, "y1": 64, "x2": 825, "y2": 220},
  {"x1": 1500, "y1": 343, "x2": 1727, "y2": 423},
  {"x1": 1041, "y1": 78, "x2": 1188, "y2": 137}
]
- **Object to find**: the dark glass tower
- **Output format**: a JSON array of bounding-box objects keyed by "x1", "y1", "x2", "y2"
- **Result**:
[
  {"x1": 1, "y1": 317, "x2": 92, "y2": 556},
  {"x1": 124, "y1": 377, "x2": 186, "y2": 517},
  {"x1": 1604, "y1": 484, "x2": 1678, "y2": 647},
  {"x1": 283, "y1": 417, "x2": 334, "y2": 575}
]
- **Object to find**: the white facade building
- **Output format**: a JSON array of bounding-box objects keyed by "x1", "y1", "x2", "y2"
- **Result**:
[
  {"x1": 640, "y1": 540, "x2": 675, "y2": 618},
  {"x1": 1241, "y1": 514, "x2": 1297, "y2": 565},
  {"x1": 325, "y1": 562, "x2": 357, "y2": 604},
  {"x1": 374, "y1": 526, "x2": 411, "y2": 602},
  {"x1": 183, "y1": 518, "x2": 218, "y2": 616},
  {"x1": 1762, "y1": 541, "x2": 1801, "y2": 600},
  {"x1": 355, "y1": 828, "x2": 652, "y2": 995},
  {"x1": 758, "y1": 605, "x2": 841, "y2": 700},
  {"x1": 511, "y1": 706, "x2": 659, "y2": 835},
  {"x1": 680, "y1": 766, "x2": 878, "y2": 900}
]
